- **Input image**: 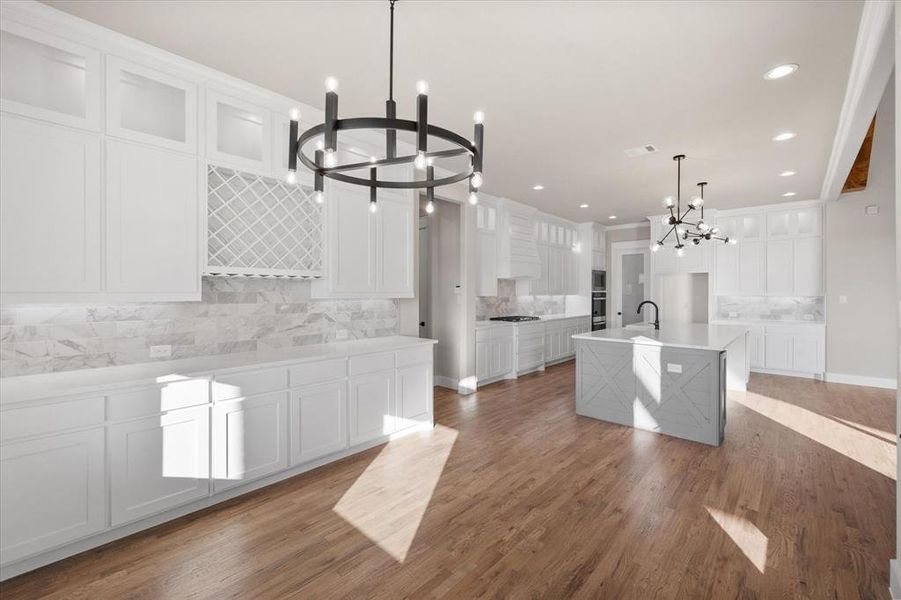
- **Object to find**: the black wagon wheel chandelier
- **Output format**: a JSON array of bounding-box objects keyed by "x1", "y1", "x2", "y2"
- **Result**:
[
  {"x1": 652, "y1": 154, "x2": 735, "y2": 256},
  {"x1": 286, "y1": 0, "x2": 484, "y2": 213}
]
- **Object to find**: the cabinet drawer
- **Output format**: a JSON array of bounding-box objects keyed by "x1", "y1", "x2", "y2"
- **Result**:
[
  {"x1": 289, "y1": 358, "x2": 347, "y2": 387},
  {"x1": 213, "y1": 367, "x2": 288, "y2": 401},
  {"x1": 0, "y1": 397, "x2": 105, "y2": 442},
  {"x1": 396, "y1": 346, "x2": 432, "y2": 368},
  {"x1": 518, "y1": 333, "x2": 545, "y2": 351},
  {"x1": 349, "y1": 352, "x2": 395, "y2": 376},
  {"x1": 490, "y1": 326, "x2": 515, "y2": 340},
  {"x1": 476, "y1": 327, "x2": 491, "y2": 342},
  {"x1": 515, "y1": 322, "x2": 545, "y2": 336},
  {"x1": 108, "y1": 378, "x2": 210, "y2": 421}
]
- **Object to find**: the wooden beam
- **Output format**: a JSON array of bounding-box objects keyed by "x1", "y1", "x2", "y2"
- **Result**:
[{"x1": 842, "y1": 114, "x2": 876, "y2": 193}]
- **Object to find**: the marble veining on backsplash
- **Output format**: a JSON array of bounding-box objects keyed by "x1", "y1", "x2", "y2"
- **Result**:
[
  {"x1": 715, "y1": 296, "x2": 824, "y2": 323},
  {"x1": 476, "y1": 279, "x2": 567, "y2": 320},
  {"x1": 0, "y1": 277, "x2": 398, "y2": 377}
]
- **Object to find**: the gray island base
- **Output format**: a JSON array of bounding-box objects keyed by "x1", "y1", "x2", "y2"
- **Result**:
[{"x1": 573, "y1": 324, "x2": 749, "y2": 447}]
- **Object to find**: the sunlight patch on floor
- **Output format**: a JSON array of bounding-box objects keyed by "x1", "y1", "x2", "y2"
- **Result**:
[
  {"x1": 733, "y1": 391, "x2": 896, "y2": 480},
  {"x1": 333, "y1": 424, "x2": 458, "y2": 562},
  {"x1": 706, "y1": 506, "x2": 768, "y2": 573},
  {"x1": 828, "y1": 415, "x2": 895, "y2": 443}
]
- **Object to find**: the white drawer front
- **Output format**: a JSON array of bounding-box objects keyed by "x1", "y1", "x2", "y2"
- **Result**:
[
  {"x1": 490, "y1": 326, "x2": 515, "y2": 340},
  {"x1": 476, "y1": 328, "x2": 491, "y2": 342},
  {"x1": 0, "y1": 397, "x2": 105, "y2": 442},
  {"x1": 396, "y1": 346, "x2": 432, "y2": 368},
  {"x1": 108, "y1": 378, "x2": 209, "y2": 421},
  {"x1": 516, "y1": 322, "x2": 545, "y2": 336},
  {"x1": 289, "y1": 358, "x2": 347, "y2": 387},
  {"x1": 349, "y1": 352, "x2": 395, "y2": 376},
  {"x1": 213, "y1": 367, "x2": 288, "y2": 402}
]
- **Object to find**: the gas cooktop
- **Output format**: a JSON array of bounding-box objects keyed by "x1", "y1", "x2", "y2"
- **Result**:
[{"x1": 489, "y1": 316, "x2": 541, "y2": 322}]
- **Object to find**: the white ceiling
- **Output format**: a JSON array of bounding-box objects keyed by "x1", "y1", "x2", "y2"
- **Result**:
[{"x1": 44, "y1": 0, "x2": 862, "y2": 223}]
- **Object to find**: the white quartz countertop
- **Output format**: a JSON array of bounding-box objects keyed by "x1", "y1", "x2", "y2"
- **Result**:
[
  {"x1": 475, "y1": 314, "x2": 590, "y2": 328},
  {"x1": 573, "y1": 323, "x2": 750, "y2": 352},
  {"x1": 710, "y1": 318, "x2": 824, "y2": 327},
  {"x1": 0, "y1": 336, "x2": 436, "y2": 406}
]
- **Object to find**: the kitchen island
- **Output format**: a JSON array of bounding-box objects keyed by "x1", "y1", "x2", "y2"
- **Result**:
[{"x1": 572, "y1": 324, "x2": 749, "y2": 446}]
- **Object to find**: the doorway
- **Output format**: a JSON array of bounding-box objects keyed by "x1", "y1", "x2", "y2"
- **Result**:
[
  {"x1": 418, "y1": 196, "x2": 463, "y2": 390},
  {"x1": 610, "y1": 240, "x2": 650, "y2": 328}
]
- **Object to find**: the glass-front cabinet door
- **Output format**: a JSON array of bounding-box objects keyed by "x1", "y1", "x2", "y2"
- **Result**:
[
  {"x1": 0, "y1": 21, "x2": 101, "y2": 131},
  {"x1": 105, "y1": 56, "x2": 198, "y2": 154},
  {"x1": 206, "y1": 89, "x2": 272, "y2": 174}
]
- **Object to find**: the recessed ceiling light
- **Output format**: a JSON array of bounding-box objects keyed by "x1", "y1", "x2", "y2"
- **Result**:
[
  {"x1": 782, "y1": 192, "x2": 796, "y2": 197},
  {"x1": 764, "y1": 63, "x2": 799, "y2": 80},
  {"x1": 779, "y1": 170, "x2": 796, "y2": 177},
  {"x1": 532, "y1": 184, "x2": 544, "y2": 191},
  {"x1": 579, "y1": 203, "x2": 589, "y2": 208},
  {"x1": 608, "y1": 215, "x2": 617, "y2": 220},
  {"x1": 772, "y1": 132, "x2": 796, "y2": 142}
]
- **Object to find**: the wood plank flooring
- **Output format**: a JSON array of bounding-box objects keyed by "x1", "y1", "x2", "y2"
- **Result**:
[{"x1": 2, "y1": 363, "x2": 896, "y2": 599}]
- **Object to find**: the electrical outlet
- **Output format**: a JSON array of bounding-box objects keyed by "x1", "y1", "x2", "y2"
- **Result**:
[
  {"x1": 666, "y1": 363, "x2": 682, "y2": 374},
  {"x1": 149, "y1": 345, "x2": 172, "y2": 359},
  {"x1": 335, "y1": 329, "x2": 349, "y2": 340},
  {"x1": 728, "y1": 311, "x2": 739, "y2": 318}
]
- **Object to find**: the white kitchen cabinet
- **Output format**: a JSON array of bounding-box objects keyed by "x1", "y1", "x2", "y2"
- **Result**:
[
  {"x1": 0, "y1": 114, "x2": 102, "y2": 301},
  {"x1": 0, "y1": 428, "x2": 106, "y2": 564},
  {"x1": 792, "y1": 237, "x2": 823, "y2": 296},
  {"x1": 213, "y1": 391, "x2": 289, "y2": 492},
  {"x1": 765, "y1": 239, "x2": 794, "y2": 296},
  {"x1": 349, "y1": 370, "x2": 396, "y2": 445},
  {"x1": 289, "y1": 380, "x2": 347, "y2": 466},
  {"x1": 764, "y1": 331, "x2": 793, "y2": 371},
  {"x1": 738, "y1": 241, "x2": 766, "y2": 294},
  {"x1": 109, "y1": 406, "x2": 210, "y2": 525},
  {"x1": 312, "y1": 184, "x2": 414, "y2": 298},
  {"x1": 475, "y1": 325, "x2": 515, "y2": 383},
  {"x1": 476, "y1": 202, "x2": 499, "y2": 296},
  {"x1": 767, "y1": 206, "x2": 822, "y2": 239},
  {"x1": 0, "y1": 21, "x2": 101, "y2": 131},
  {"x1": 496, "y1": 199, "x2": 540, "y2": 279},
  {"x1": 106, "y1": 140, "x2": 200, "y2": 300},
  {"x1": 396, "y1": 362, "x2": 433, "y2": 429},
  {"x1": 105, "y1": 56, "x2": 197, "y2": 154},
  {"x1": 206, "y1": 89, "x2": 271, "y2": 175},
  {"x1": 591, "y1": 225, "x2": 606, "y2": 270},
  {"x1": 377, "y1": 194, "x2": 415, "y2": 295},
  {"x1": 714, "y1": 240, "x2": 739, "y2": 294}
]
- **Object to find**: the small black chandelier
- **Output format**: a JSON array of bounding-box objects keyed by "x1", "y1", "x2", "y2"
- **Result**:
[
  {"x1": 286, "y1": 0, "x2": 484, "y2": 213},
  {"x1": 652, "y1": 154, "x2": 735, "y2": 256}
]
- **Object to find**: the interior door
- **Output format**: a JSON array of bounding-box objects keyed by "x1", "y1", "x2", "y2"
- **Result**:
[
  {"x1": 418, "y1": 215, "x2": 431, "y2": 338},
  {"x1": 611, "y1": 244, "x2": 650, "y2": 328}
]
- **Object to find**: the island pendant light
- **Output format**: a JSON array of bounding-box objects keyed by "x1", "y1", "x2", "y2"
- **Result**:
[
  {"x1": 286, "y1": 0, "x2": 485, "y2": 213},
  {"x1": 652, "y1": 155, "x2": 735, "y2": 256}
]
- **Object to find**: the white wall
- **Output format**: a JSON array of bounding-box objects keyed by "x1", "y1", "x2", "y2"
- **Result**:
[{"x1": 825, "y1": 79, "x2": 897, "y2": 385}]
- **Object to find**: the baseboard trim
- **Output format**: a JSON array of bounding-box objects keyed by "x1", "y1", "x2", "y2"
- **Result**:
[
  {"x1": 825, "y1": 372, "x2": 897, "y2": 390},
  {"x1": 891, "y1": 559, "x2": 901, "y2": 599},
  {"x1": 434, "y1": 375, "x2": 458, "y2": 390},
  {"x1": 750, "y1": 367, "x2": 820, "y2": 380}
]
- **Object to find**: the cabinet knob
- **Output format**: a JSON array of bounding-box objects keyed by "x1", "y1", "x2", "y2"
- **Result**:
[{"x1": 419, "y1": 321, "x2": 426, "y2": 327}]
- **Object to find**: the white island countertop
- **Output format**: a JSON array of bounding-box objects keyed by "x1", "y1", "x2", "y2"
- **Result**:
[
  {"x1": 573, "y1": 323, "x2": 750, "y2": 352},
  {"x1": 1, "y1": 335, "x2": 436, "y2": 406}
]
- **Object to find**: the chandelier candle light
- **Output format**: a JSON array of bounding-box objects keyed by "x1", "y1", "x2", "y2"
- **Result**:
[
  {"x1": 652, "y1": 154, "x2": 735, "y2": 257},
  {"x1": 286, "y1": 0, "x2": 484, "y2": 213}
]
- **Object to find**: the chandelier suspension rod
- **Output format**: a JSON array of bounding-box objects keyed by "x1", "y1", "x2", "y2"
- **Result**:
[{"x1": 388, "y1": 0, "x2": 396, "y2": 101}]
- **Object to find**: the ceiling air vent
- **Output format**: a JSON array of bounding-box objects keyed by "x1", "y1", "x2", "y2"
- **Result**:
[{"x1": 624, "y1": 144, "x2": 658, "y2": 158}]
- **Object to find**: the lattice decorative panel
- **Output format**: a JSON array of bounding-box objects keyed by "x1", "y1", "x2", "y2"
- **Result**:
[{"x1": 206, "y1": 166, "x2": 323, "y2": 277}]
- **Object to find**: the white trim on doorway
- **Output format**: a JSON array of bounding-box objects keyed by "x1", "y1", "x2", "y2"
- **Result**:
[{"x1": 609, "y1": 240, "x2": 651, "y2": 329}]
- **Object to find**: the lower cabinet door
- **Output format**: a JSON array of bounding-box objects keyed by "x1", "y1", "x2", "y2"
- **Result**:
[
  {"x1": 213, "y1": 392, "x2": 288, "y2": 492},
  {"x1": 396, "y1": 363, "x2": 433, "y2": 430},
  {"x1": 764, "y1": 333, "x2": 793, "y2": 370},
  {"x1": 490, "y1": 339, "x2": 513, "y2": 377},
  {"x1": 109, "y1": 407, "x2": 210, "y2": 526},
  {"x1": 349, "y1": 370, "x2": 396, "y2": 446},
  {"x1": 792, "y1": 335, "x2": 823, "y2": 374},
  {"x1": 290, "y1": 381, "x2": 347, "y2": 466},
  {"x1": 748, "y1": 326, "x2": 765, "y2": 369},
  {"x1": 0, "y1": 428, "x2": 106, "y2": 563}
]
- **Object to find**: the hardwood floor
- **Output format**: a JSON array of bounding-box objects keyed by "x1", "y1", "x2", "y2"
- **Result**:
[{"x1": 2, "y1": 363, "x2": 896, "y2": 599}]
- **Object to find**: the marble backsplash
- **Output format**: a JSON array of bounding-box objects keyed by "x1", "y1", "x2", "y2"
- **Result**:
[
  {"x1": 715, "y1": 296, "x2": 824, "y2": 323},
  {"x1": 0, "y1": 277, "x2": 398, "y2": 377},
  {"x1": 476, "y1": 279, "x2": 567, "y2": 319}
]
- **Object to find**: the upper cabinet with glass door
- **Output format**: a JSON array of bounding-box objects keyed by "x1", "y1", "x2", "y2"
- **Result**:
[
  {"x1": 105, "y1": 56, "x2": 197, "y2": 154},
  {"x1": 206, "y1": 89, "x2": 272, "y2": 174},
  {"x1": 0, "y1": 21, "x2": 101, "y2": 131}
]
